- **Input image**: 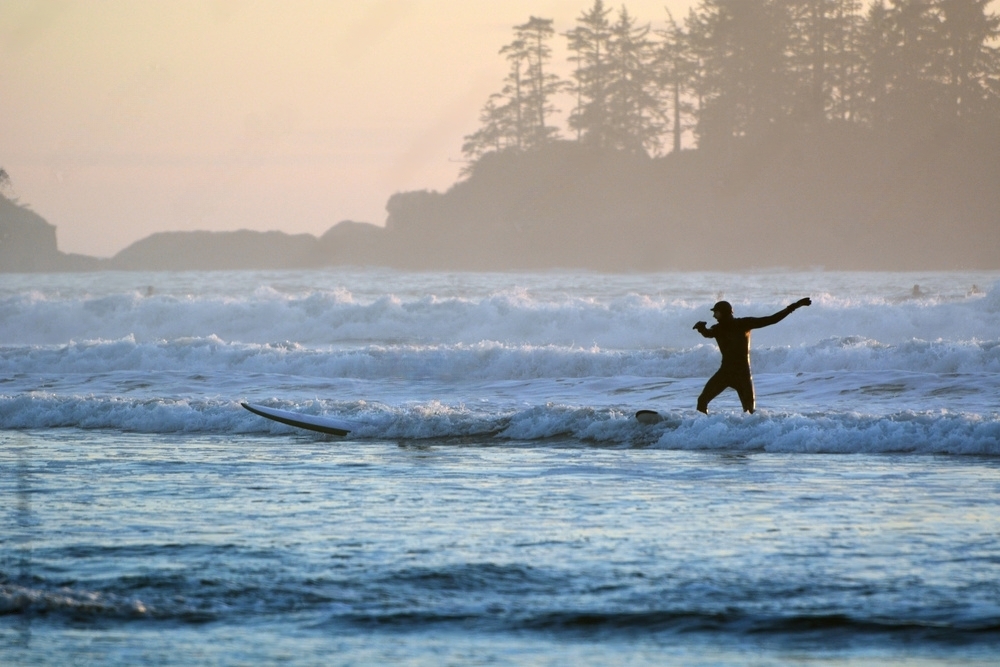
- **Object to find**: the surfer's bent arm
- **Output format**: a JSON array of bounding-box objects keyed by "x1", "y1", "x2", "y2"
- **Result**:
[
  {"x1": 746, "y1": 297, "x2": 811, "y2": 330},
  {"x1": 693, "y1": 321, "x2": 715, "y2": 338}
]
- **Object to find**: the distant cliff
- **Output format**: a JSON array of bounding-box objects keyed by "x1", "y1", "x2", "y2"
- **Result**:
[
  {"x1": 0, "y1": 188, "x2": 390, "y2": 273},
  {"x1": 3, "y1": 123, "x2": 999, "y2": 273},
  {"x1": 107, "y1": 221, "x2": 391, "y2": 271},
  {"x1": 0, "y1": 195, "x2": 103, "y2": 272}
]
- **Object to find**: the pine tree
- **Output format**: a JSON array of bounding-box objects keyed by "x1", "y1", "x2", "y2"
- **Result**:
[
  {"x1": 826, "y1": 0, "x2": 867, "y2": 123},
  {"x1": 882, "y1": 0, "x2": 947, "y2": 127},
  {"x1": 462, "y1": 95, "x2": 512, "y2": 163},
  {"x1": 654, "y1": 9, "x2": 699, "y2": 152},
  {"x1": 856, "y1": 0, "x2": 893, "y2": 127},
  {"x1": 605, "y1": 7, "x2": 664, "y2": 154},
  {"x1": 935, "y1": 0, "x2": 1000, "y2": 122},
  {"x1": 512, "y1": 16, "x2": 563, "y2": 148},
  {"x1": 783, "y1": 0, "x2": 863, "y2": 122},
  {"x1": 462, "y1": 17, "x2": 562, "y2": 162},
  {"x1": 687, "y1": 0, "x2": 794, "y2": 145},
  {"x1": 565, "y1": 0, "x2": 615, "y2": 147},
  {"x1": 498, "y1": 35, "x2": 531, "y2": 150}
]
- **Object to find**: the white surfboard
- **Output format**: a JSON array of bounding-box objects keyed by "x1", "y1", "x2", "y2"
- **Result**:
[{"x1": 242, "y1": 402, "x2": 357, "y2": 436}]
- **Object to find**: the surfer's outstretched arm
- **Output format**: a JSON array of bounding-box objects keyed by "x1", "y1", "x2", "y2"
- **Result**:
[
  {"x1": 747, "y1": 297, "x2": 811, "y2": 329},
  {"x1": 693, "y1": 321, "x2": 715, "y2": 338}
]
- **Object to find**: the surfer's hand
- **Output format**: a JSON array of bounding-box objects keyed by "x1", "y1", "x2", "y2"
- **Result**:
[
  {"x1": 693, "y1": 321, "x2": 707, "y2": 330},
  {"x1": 792, "y1": 297, "x2": 811, "y2": 309}
]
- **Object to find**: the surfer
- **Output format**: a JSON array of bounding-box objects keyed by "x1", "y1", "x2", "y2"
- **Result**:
[{"x1": 693, "y1": 298, "x2": 811, "y2": 414}]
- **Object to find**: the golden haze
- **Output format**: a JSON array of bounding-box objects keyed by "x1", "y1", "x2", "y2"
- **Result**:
[{"x1": 0, "y1": 0, "x2": 694, "y2": 257}]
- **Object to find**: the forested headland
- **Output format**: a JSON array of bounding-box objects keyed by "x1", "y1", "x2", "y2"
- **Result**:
[
  {"x1": 389, "y1": 0, "x2": 1000, "y2": 270},
  {"x1": 3, "y1": 0, "x2": 1000, "y2": 272}
]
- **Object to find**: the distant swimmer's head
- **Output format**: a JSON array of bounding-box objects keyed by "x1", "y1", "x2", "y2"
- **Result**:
[{"x1": 711, "y1": 301, "x2": 733, "y2": 317}]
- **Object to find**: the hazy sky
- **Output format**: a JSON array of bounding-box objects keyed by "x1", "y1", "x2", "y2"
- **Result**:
[{"x1": 1, "y1": 0, "x2": 695, "y2": 257}]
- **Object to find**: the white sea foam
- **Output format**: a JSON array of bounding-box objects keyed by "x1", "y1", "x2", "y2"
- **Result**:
[
  {"x1": 1, "y1": 393, "x2": 997, "y2": 455},
  {"x1": 0, "y1": 336, "x2": 998, "y2": 380},
  {"x1": 1, "y1": 274, "x2": 997, "y2": 348},
  {"x1": 1, "y1": 270, "x2": 997, "y2": 454}
]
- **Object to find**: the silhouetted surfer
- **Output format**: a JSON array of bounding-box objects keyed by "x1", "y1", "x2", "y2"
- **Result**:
[{"x1": 693, "y1": 298, "x2": 811, "y2": 414}]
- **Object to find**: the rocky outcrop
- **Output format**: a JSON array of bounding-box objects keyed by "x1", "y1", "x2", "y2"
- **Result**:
[
  {"x1": 105, "y1": 221, "x2": 389, "y2": 271},
  {"x1": 0, "y1": 195, "x2": 103, "y2": 272},
  {"x1": 110, "y1": 229, "x2": 324, "y2": 271}
]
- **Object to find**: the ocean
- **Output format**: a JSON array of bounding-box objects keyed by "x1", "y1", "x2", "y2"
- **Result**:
[{"x1": 2, "y1": 268, "x2": 999, "y2": 666}]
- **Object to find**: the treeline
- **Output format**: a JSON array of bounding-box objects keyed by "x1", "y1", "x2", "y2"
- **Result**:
[{"x1": 462, "y1": 0, "x2": 1000, "y2": 161}]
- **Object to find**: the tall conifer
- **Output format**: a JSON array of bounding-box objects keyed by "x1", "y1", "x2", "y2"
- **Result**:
[{"x1": 565, "y1": 0, "x2": 615, "y2": 147}]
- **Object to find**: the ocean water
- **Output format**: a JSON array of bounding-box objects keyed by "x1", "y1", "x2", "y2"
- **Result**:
[{"x1": 2, "y1": 268, "x2": 999, "y2": 666}]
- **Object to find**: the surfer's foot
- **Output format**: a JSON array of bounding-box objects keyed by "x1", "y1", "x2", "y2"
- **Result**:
[{"x1": 697, "y1": 405, "x2": 708, "y2": 415}]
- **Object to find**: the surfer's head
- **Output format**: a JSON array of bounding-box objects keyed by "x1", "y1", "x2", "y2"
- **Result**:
[{"x1": 711, "y1": 300, "x2": 733, "y2": 320}]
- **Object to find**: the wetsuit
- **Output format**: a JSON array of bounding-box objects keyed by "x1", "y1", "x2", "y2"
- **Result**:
[{"x1": 694, "y1": 305, "x2": 801, "y2": 414}]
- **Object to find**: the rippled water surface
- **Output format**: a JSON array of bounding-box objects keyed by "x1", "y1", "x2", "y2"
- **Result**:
[{"x1": 3, "y1": 430, "x2": 1000, "y2": 666}]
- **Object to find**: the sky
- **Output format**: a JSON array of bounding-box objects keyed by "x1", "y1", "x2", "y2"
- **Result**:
[{"x1": 1, "y1": 0, "x2": 695, "y2": 258}]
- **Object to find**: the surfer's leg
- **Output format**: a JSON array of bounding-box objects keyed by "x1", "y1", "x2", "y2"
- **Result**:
[
  {"x1": 697, "y1": 371, "x2": 729, "y2": 414},
  {"x1": 734, "y1": 374, "x2": 756, "y2": 414}
]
